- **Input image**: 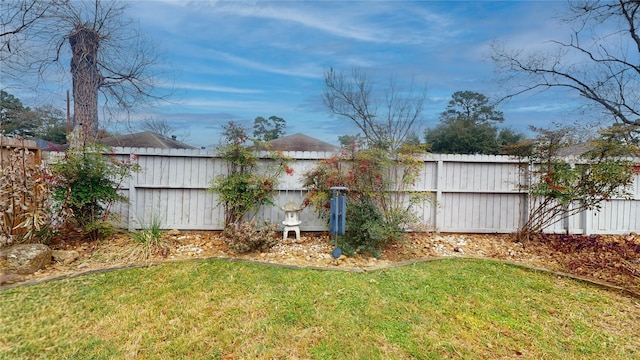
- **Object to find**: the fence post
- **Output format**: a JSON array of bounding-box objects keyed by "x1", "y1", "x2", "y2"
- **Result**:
[
  {"x1": 435, "y1": 159, "x2": 444, "y2": 232},
  {"x1": 519, "y1": 161, "x2": 532, "y2": 230},
  {"x1": 127, "y1": 149, "x2": 137, "y2": 230},
  {"x1": 583, "y1": 208, "x2": 592, "y2": 235}
]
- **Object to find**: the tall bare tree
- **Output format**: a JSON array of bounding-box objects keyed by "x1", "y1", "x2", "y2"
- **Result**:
[
  {"x1": 1, "y1": 0, "x2": 161, "y2": 142},
  {"x1": 492, "y1": 0, "x2": 640, "y2": 128},
  {"x1": 324, "y1": 67, "x2": 427, "y2": 151}
]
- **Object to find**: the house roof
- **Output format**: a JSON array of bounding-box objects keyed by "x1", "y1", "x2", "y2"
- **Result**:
[
  {"x1": 259, "y1": 133, "x2": 339, "y2": 152},
  {"x1": 97, "y1": 131, "x2": 197, "y2": 149},
  {"x1": 556, "y1": 141, "x2": 595, "y2": 157},
  {"x1": 32, "y1": 138, "x2": 64, "y2": 151}
]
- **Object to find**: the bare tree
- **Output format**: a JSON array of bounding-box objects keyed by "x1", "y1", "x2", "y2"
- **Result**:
[
  {"x1": 136, "y1": 117, "x2": 190, "y2": 142},
  {"x1": 492, "y1": 0, "x2": 640, "y2": 127},
  {"x1": 1, "y1": 0, "x2": 161, "y2": 142},
  {"x1": 139, "y1": 117, "x2": 174, "y2": 137},
  {"x1": 323, "y1": 67, "x2": 427, "y2": 151}
]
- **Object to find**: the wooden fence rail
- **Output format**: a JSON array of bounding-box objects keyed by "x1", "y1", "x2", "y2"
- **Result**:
[{"x1": 48, "y1": 147, "x2": 640, "y2": 234}]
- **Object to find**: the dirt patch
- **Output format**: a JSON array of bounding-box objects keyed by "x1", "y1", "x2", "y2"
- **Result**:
[{"x1": 2, "y1": 231, "x2": 639, "y2": 294}]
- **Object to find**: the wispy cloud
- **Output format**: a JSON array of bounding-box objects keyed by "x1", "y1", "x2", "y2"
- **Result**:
[
  {"x1": 171, "y1": 82, "x2": 264, "y2": 94},
  {"x1": 204, "y1": 50, "x2": 323, "y2": 79},
  {"x1": 209, "y1": 2, "x2": 405, "y2": 44},
  {"x1": 506, "y1": 103, "x2": 575, "y2": 113},
  {"x1": 170, "y1": 1, "x2": 454, "y2": 46}
]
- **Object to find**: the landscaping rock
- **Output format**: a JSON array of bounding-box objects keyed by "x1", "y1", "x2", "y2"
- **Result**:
[
  {"x1": 4, "y1": 232, "x2": 639, "y2": 294},
  {"x1": 4, "y1": 244, "x2": 52, "y2": 274},
  {"x1": 52, "y1": 250, "x2": 80, "y2": 264}
]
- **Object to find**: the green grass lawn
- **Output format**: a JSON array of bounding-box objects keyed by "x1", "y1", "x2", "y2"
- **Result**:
[{"x1": 1, "y1": 258, "x2": 639, "y2": 359}]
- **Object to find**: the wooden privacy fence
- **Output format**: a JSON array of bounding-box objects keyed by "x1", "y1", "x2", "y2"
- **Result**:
[
  {"x1": 66, "y1": 147, "x2": 640, "y2": 234},
  {"x1": 0, "y1": 136, "x2": 41, "y2": 167}
]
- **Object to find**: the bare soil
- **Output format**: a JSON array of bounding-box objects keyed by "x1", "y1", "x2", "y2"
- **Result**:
[{"x1": 3, "y1": 231, "x2": 640, "y2": 295}]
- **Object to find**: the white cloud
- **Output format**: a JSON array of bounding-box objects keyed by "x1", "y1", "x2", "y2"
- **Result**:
[
  {"x1": 154, "y1": 1, "x2": 452, "y2": 46},
  {"x1": 507, "y1": 103, "x2": 574, "y2": 113},
  {"x1": 204, "y1": 50, "x2": 323, "y2": 78},
  {"x1": 171, "y1": 82, "x2": 264, "y2": 94},
  {"x1": 207, "y1": 2, "x2": 403, "y2": 44}
]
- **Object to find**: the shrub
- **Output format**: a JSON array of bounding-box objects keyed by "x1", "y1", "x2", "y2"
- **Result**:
[
  {"x1": 303, "y1": 144, "x2": 429, "y2": 255},
  {"x1": 50, "y1": 143, "x2": 139, "y2": 241},
  {"x1": 0, "y1": 146, "x2": 55, "y2": 246},
  {"x1": 517, "y1": 126, "x2": 640, "y2": 241},
  {"x1": 339, "y1": 195, "x2": 405, "y2": 258},
  {"x1": 223, "y1": 219, "x2": 279, "y2": 253},
  {"x1": 209, "y1": 121, "x2": 291, "y2": 226}
]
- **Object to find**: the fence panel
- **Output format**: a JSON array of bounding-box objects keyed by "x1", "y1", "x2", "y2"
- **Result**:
[{"x1": 54, "y1": 147, "x2": 639, "y2": 234}]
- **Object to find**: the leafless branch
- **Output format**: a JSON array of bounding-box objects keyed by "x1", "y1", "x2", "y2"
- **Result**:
[
  {"x1": 492, "y1": 0, "x2": 640, "y2": 127},
  {"x1": 324, "y1": 67, "x2": 426, "y2": 151}
]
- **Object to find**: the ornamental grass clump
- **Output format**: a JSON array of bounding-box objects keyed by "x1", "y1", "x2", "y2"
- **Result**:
[{"x1": 128, "y1": 212, "x2": 166, "y2": 260}]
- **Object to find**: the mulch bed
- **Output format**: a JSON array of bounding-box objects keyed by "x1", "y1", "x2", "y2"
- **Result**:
[
  {"x1": 524, "y1": 233, "x2": 640, "y2": 293},
  {"x1": 2, "y1": 231, "x2": 639, "y2": 295}
]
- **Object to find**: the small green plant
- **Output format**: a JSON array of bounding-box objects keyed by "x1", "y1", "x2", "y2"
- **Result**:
[
  {"x1": 129, "y1": 213, "x2": 165, "y2": 260},
  {"x1": 223, "y1": 219, "x2": 279, "y2": 253},
  {"x1": 50, "y1": 143, "x2": 140, "y2": 241},
  {"x1": 0, "y1": 145, "x2": 54, "y2": 246}
]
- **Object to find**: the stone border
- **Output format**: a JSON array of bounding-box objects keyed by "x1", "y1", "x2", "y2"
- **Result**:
[{"x1": 1, "y1": 256, "x2": 639, "y2": 299}]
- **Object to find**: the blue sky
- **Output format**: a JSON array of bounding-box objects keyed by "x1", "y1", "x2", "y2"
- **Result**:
[{"x1": 8, "y1": 0, "x2": 593, "y2": 148}]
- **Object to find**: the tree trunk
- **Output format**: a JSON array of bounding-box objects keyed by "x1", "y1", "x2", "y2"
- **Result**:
[{"x1": 69, "y1": 25, "x2": 101, "y2": 143}]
